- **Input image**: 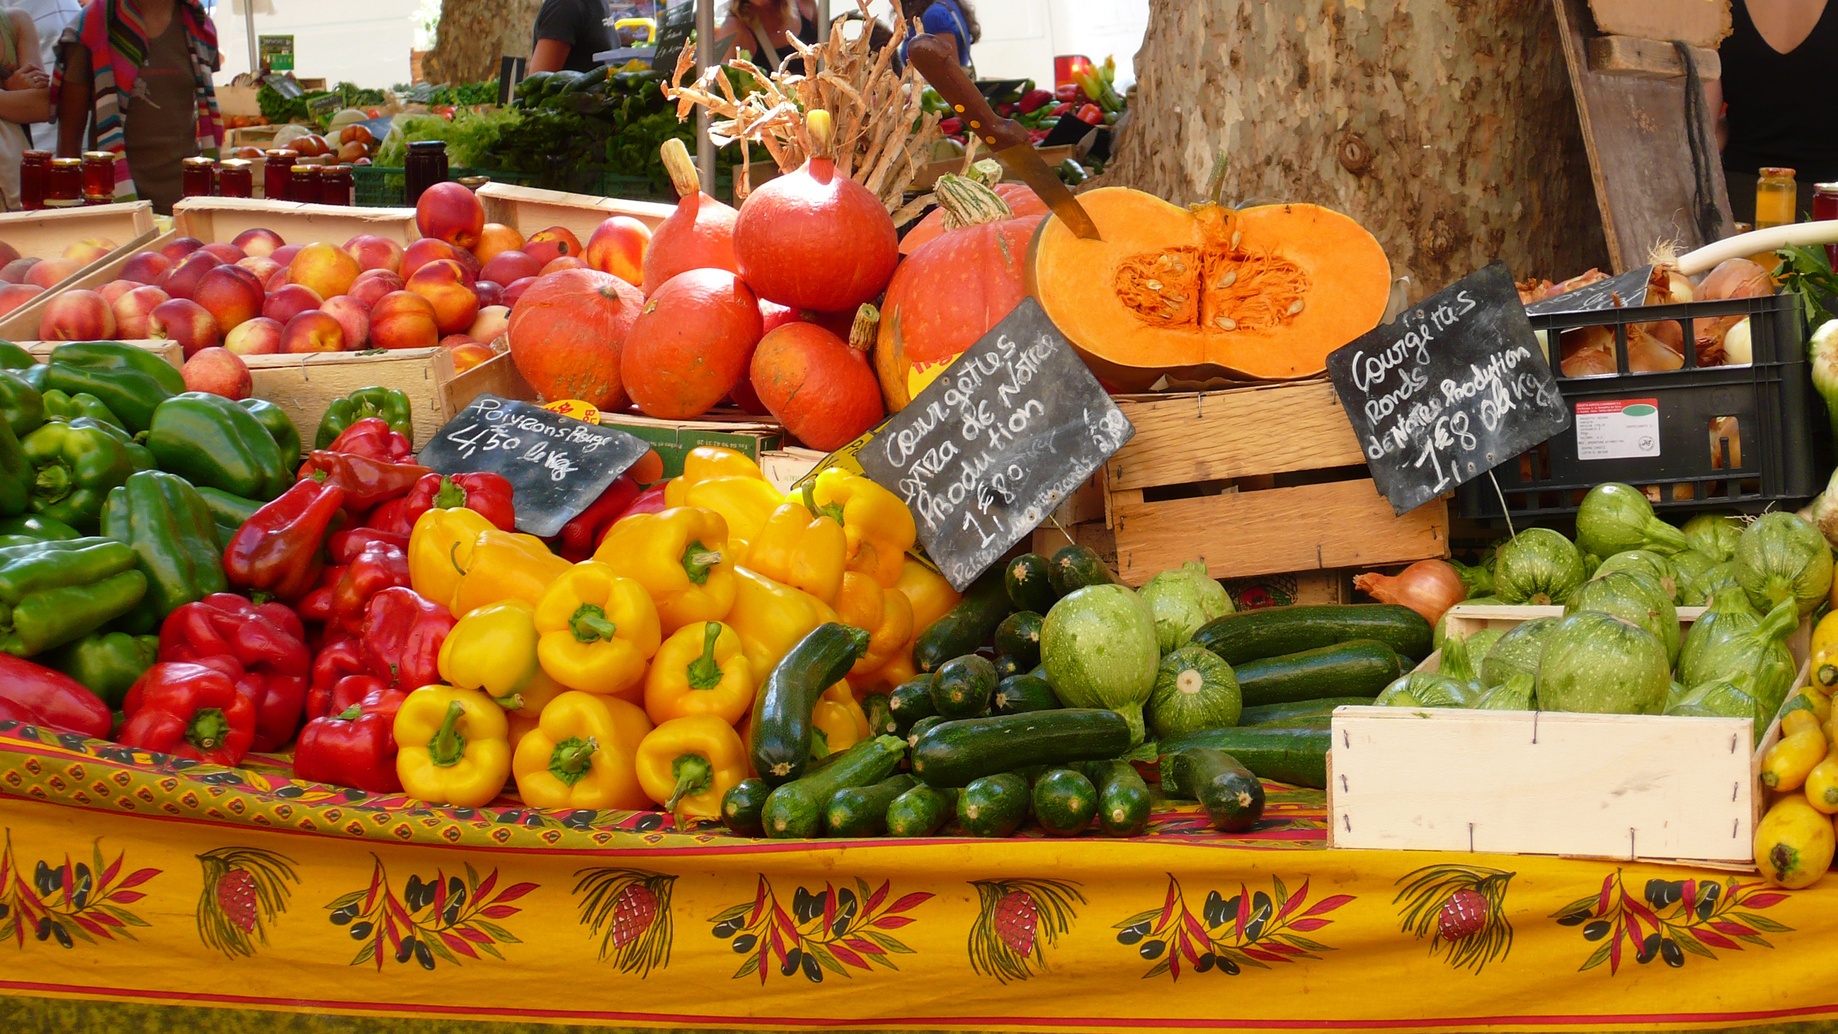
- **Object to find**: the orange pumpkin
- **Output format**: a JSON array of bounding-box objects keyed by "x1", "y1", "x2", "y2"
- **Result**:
[
  {"x1": 624, "y1": 268, "x2": 763, "y2": 419},
  {"x1": 900, "y1": 181, "x2": 1046, "y2": 255},
  {"x1": 876, "y1": 174, "x2": 1043, "y2": 411},
  {"x1": 750, "y1": 304, "x2": 885, "y2": 451},
  {"x1": 643, "y1": 138, "x2": 739, "y2": 294},
  {"x1": 1028, "y1": 187, "x2": 1392, "y2": 388},
  {"x1": 507, "y1": 268, "x2": 644, "y2": 410}
]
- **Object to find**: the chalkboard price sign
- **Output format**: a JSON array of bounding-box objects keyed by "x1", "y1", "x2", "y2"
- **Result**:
[
  {"x1": 1326, "y1": 262, "x2": 1570, "y2": 516},
  {"x1": 1523, "y1": 264, "x2": 1655, "y2": 317},
  {"x1": 417, "y1": 395, "x2": 651, "y2": 539},
  {"x1": 855, "y1": 298, "x2": 1133, "y2": 591}
]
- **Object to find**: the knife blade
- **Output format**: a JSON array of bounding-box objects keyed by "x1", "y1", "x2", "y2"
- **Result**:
[{"x1": 907, "y1": 35, "x2": 1102, "y2": 241}]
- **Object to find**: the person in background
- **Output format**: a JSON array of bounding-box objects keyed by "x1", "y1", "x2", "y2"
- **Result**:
[
  {"x1": 0, "y1": 5, "x2": 51, "y2": 209},
  {"x1": 52, "y1": 0, "x2": 222, "y2": 213},
  {"x1": 529, "y1": 0, "x2": 613, "y2": 74},
  {"x1": 718, "y1": 0, "x2": 818, "y2": 70},
  {"x1": 10, "y1": 0, "x2": 75, "y2": 149},
  {"x1": 1705, "y1": 0, "x2": 1838, "y2": 223},
  {"x1": 892, "y1": 0, "x2": 977, "y2": 73}
]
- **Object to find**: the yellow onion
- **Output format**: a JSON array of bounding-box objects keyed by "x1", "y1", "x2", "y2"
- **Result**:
[{"x1": 1560, "y1": 326, "x2": 1617, "y2": 377}]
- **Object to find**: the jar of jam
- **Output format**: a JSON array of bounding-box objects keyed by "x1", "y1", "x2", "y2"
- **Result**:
[
  {"x1": 80, "y1": 151, "x2": 118, "y2": 200},
  {"x1": 318, "y1": 164, "x2": 353, "y2": 206},
  {"x1": 180, "y1": 156, "x2": 216, "y2": 198},
  {"x1": 1815, "y1": 183, "x2": 1838, "y2": 270},
  {"x1": 19, "y1": 150, "x2": 50, "y2": 210},
  {"x1": 218, "y1": 159, "x2": 254, "y2": 199},
  {"x1": 456, "y1": 175, "x2": 490, "y2": 192},
  {"x1": 46, "y1": 157, "x2": 83, "y2": 207},
  {"x1": 262, "y1": 149, "x2": 298, "y2": 200},
  {"x1": 290, "y1": 165, "x2": 318, "y2": 204},
  {"x1": 403, "y1": 140, "x2": 449, "y2": 207},
  {"x1": 1755, "y1": 167, "x2": 1798, "y2": 230}
]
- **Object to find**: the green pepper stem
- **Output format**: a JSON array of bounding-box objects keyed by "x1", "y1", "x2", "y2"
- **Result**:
[
  {"x1": 33, "y1": 465, "x2": 71, "y2": 504},
  {"x1": 434, "y1": 477, "x2": 468, "y2": 510},
  {"x1": 570, "y1": 603, "x2": 619, "y2": 643},
  {"x1": 802, "y1": 483, "x2": 845, "y2": 525},
  {"x1": 548, "y1": 736, "x2": 599, "y2": 786},
  {"x1": 335, "y1": 704, "x2": 363, "y2": 721},
  {"x1": 680, "y1": 540, "x2": 721, "y2": 586},
  {"x1": 665, "y1": 753, "x2": 711, "y2": 812},
  {"x1": 427, "y1": 700, "x2": 469, "y2": 768},
  {"x1": 685, "y1": 621, "x2": 725, "y2": 690},
  {"x1": 188, "y1": 707, "x2": 229, "y2": 752}
]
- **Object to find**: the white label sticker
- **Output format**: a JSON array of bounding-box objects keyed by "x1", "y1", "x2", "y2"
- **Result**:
[{"x1": 1574, "y1": 398, "x2": 1660, "y2": 460}]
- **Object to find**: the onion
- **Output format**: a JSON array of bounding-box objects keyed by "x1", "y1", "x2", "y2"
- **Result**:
[
  {"x1": 1722, "y1": 318, "x2": 1753, "y2": 366},
  {"x1": 1628, "y1": 323, "x2": 1684, "y2": 372},
  {"x1": 1353, "y1": 560, "x2": 1468, "y2": 625},
  {"x1": 1709, "y1": 416, "x2": 1743, "y2": 469},
  {"x1": 1560, "y1": 326, "x2": 1617, "y2": 377},
  {"x1": 1662, "y1": 268, "x2": 1695, "y2": 303},
  {"x1": 1697, "y1": 258, "x2": 1773, "y2": 301}
]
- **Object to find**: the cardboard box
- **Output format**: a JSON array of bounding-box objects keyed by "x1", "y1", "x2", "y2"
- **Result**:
[{"x1": 596, "y1": 410, "x2": 785, "y2": 479}]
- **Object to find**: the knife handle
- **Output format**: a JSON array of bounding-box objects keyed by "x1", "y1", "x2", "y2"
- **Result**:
[{"x1": 907, "y1": 35, "x2": 1030, "y2": 153}]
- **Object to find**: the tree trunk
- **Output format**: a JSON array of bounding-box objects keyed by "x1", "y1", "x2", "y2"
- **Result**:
[
  {"x1": 1104, "y1": 0, "x2": 1609, "y2": 297},
  {"x1": 426, "y1": 0, "x2": 544, "y2": 85}
]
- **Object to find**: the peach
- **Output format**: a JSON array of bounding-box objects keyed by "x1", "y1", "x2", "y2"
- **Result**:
[
  {"x1": 111, "y1": 285, "x2": 170, "y2": 337},
  {"x1": 474, "y1": 280, "x2": 504, "y2": 309},
  {"x1": 38, "y1": 289, "x2": 115, "y2": 341},
  {"x1": 348, "y1": 268, "x2": 405, "y2": 309},
  {"x1": 97, "y1": 279, "x2": 140, "y2": 305},
  {"x1": 479, "y1": 249, "x2": 542, "y2": 286},
  {"x1": 468, "y1": 304, "x2": 511, "y2": 344},
  {"x1": 400, "y1": 237, "x2": 460, "y2": 279},
  {"x1": 0, "y1": 241, "x2": 17, "y2": 266},
  {"x1": 182, "y1": 347, "x2": 252, "y2": 399},
  {"x1": 281, "y1": 310, "x2": 346, "y2": 353},
  {"x1": 159, "y1": 253, "x2": 221, "y2": 301},
  {"x1": 585, "y1": 216, "x2": 651, "y2": 285},
  {"x1": 194, "y1": 264, "x2": 265, "y2": 333},
  {"x1": 121, "y1": 251, "x2": 173, "y2": 284},
  {"x1": 25, "y1": 257, "x2": 80, "y2": 290},
  {"x1": 368, "y1": 290, "x2": 440, "y2": 350},
  {"x1": 237, "y1": 255, "x2": 285, "y2": 290},
  {"x1": 0, "y1": 282, "x2": 41, "y2": 317},
  {"x1": 449, "y1": 340, "x2": 497, "y2": 374},
  {"x1": 160, "y1": 237, "x2": 205, "y2": 263},
  {"x1": 343, "y1": 233, "x2": 405, "y2": 274},
  {"x1": 149, "y1": 297, "x2": 220, "y2": 357},
  {"x1": 199, "y1": 242, "x2": 246, "y2": 265},
  {"x1": 0, "y1": 257, "x2": 38, "y2": 284},
  {"x1": 262, "y1": 283, "x2": 324, "y2": 324},
  {"x1": 320, "y1": 295, "x2": 371, "y2": 349},
  {"x1": 62, "y1": 237, "x2": 117, "y2": 265},
  {"x1": 473, "y1": 223, "x2": 525, "y2": 264},
  {"x1": 270, "y1": 244, "x2": 303, "y2": 267},
  {"x1": 539, "y1": 255, "x2": 588, "y2": 276},
  {"x1": 438, "y1": 333, "x2": 476, "y2": 350},
  {"x1": 287, "y1": 242, "x2": 361, "y2": 301},
  {"x1": 406, "y1": 259, "x2": 480, "y2": 336},
  {"x1": 502, "y1": 276, "x2": 537, "y2": 308},
  {"x1": 523, "y1": 226, "x2": 583, "y2": 267},
  {"x1": 232, "y1": 228, "x2": 285, "y2": 257},
  {"x1": 223, "y1": 315, "x2": 284, "y2": 356},
  {"x1": 415, "y1": 181, "x2": 486, "y2": 250}
]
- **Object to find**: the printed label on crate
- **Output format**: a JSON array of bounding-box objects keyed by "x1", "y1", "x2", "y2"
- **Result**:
[
  {"x1": 418, "y1": 394, "x2": 650, "y2": 538},
  {"x1": 1327, "y1": 261, "x2": 1571, "y2": 516},
  {"x1": 1523, "y1": 265, "x2": 1655, "y2": 316},
  {"x1": 542, "y1": 399, "x2": 602, "y2": 424},
  {"x1": 1574, "y1": 398, "x2": 1661, "y2": 460},
  {"x1": 854, "y1": 298, "x2": 1134, "y2": 591}
]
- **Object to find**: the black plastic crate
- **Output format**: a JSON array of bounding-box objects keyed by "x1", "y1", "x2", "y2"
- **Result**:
[{"x1": 1456, "y1": 292, "x2": 1829, "y2": 520}]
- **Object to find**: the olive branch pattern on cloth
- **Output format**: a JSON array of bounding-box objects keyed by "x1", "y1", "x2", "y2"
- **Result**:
[
  {"x1": 1116, "y1": 874, "x2": 1352, "y2": 981},
  {"x1": 1552, "y1": 871, "x2": 1795, "y2": 974},
  {"x1": 197, "y1": 846, "x2": 298, "y2": 958},
  {"x1": 325, "y1": 856, "x2": 535, "y2": 971},
  {"x1": 573, "y1": 866, "x2": 676, "y2": 977},
  {"x1": 968, "y1": 879, "x2": 1085, "y2": 983},
  {"x1": 710, "y1": 875, "x2": 931, "y2": 984},
  {"x1": 0, "y1": 831, "x2": 158, "y2": 949}
]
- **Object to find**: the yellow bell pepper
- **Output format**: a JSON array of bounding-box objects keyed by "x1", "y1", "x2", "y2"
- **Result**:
[
  {"x1": 408, "y1": 507, "x2": 497, "y2": 610},
  {"x1": 743, "y1": 500, "x2": 847, "y2": 604},
  {"x1": 643, "y1": 620, "x2": 755, "y2": 725},
  {"x1": 677, "y1": 477, "x2": 782, "y2": 551},
  {"x1": 394, "y1": 685, "x2": 511, "y2": 808},
  {"x1": 663, "y1": 446, "x2": 767, "y2": 507},
  {"x1": 894, "y1": 557, "x2": 960, "y2": 633},
  {"x1": 511, "y1": 690, "x2": 654, "y2": 810},
  {"x1": 1814, "y1": 611, "x2": 1838, "y2": 691},
  {"x1": 595, "y1": 507, "x2": 736, "y2": 633},
  {"x1": 811, "y1": 682, "x2": 868, "y2": 757},
  {"x1": 534, "y1": 561, "x2": 661, "y2": 698},
  {"x1": 849, "y1": 645, "x2": 917, "y2": 698},
  {"x1": 834, "y1": 572, "x2": 915, "y2": 676},
  {"x1": 804, "y1": 469, "x2": 917, "y2": 587},
  {"x1": 726, "y1": 565, "x2": 838, "y2": 675},
  {"x1": 448, "y1": 529, "x2": 572, "y2": 618},
  {"x1": 634, "y1": 715, "x2": 748, "y2": 819},
  {"x1": 437, "y1": 599, "x2": 569, "y2": 718}
]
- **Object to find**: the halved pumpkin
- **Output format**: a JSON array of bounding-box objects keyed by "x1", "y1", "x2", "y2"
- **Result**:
[{"x1": 1027, "y1": 187, "x2": 1391, "y2": 388}]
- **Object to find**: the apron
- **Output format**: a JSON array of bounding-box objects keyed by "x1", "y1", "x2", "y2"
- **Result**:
[{"x1": 0, "y1": 15, "x2": 28, "y2": 211}]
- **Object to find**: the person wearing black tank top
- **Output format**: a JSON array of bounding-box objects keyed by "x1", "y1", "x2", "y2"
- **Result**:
[
  {"x1": 1707, "y1": 0, "x2": 1838, "y2": 222},
  {"x1": 718, "y1": 0, "x2": 819, "y2": 73}
]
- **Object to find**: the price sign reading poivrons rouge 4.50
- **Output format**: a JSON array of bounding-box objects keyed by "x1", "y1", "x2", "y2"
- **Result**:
[{"x1": 417, "y1": 394, "x2": 650, "y2": 538}]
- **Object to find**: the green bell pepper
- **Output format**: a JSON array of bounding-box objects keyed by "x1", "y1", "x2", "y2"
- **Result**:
[
  {"x1": 39, "y1": 629, "x2": 158, "y2": 707},
  {"x1": 35, "y1": 361, "x2": 173, "y2": 435},
  {"x1": 193, "y1": 486, "x2": 263, "y2": 549},
  {"x1": 0, "y1": 514, "x2": 80, "y2": 541},
  {"x1": 48, "y1": 341, "x2": 186, "y2": 395},
  {"x1": 238, "y1": 397, "x2": 302, "y2": 473},
  {"x1": 0, "y1": 369, "x2": 43, "y2": 438},
  {"x1": 100, "y1": 470, "x2": 228, "y2": 633},
  {"x1": 0, "y1": 341, "x2": 36, "y2": 370},
  {"x1": 146, "y1": 393, "x2": 288, "y2": 501},
  {"x1": 20, "y1": 419, "x2": 142, "y2": 532},
  {"x1": 70, "y1": 416, "x2": 154, "y2": 472},
  {"x1": 0, "y1": 537, "x2": 147, "y2": 656},
  {"x1": 0, "y1": 418, "x2": 26, "y2": 519},
  {"x1": 42, "y1": 389, "x2": 124, "y2": 429},
  {"x1": 315, "y1": 386, "x2": 413, "y2": 449}
]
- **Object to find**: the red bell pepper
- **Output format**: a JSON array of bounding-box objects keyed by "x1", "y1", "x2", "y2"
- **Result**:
[
  {"x1": 158, "y1": 594, "x2": 312, "y2": 752},
  {"x1": 296, "y1": 564, "x2": 348, "y2": 626},
  {"x1": 298, "y1": 450, "x2": 433, "y2": 512},
  {"x1": 553, "y1": 473, "x2": 640, "y2": 562},
  {"x1": 364, "y1": 498, "x2": 415, "y2": 539},
  {"x1": 325, "y1": 417, "x2": 414, "y2": 464},
  {"x1": 0, "y1": 655, "x2": 112, "y2": 738},
  {"x1": 617, "y1": 482, "x2": 670, "y2": 523},
  {"x1": 360, "y1": 587, "x2": 454, "y2": 691},
  {"x1": 225, "y1": 479, "x2": 347, "y2": 603},
  {"x1": 117, "y1": 662, "x2": 258, "y2": 766},
  {"x1": 330, "y1": 540, "x2": 411, "y2": 636},
  {"x1": 293, "y1": 684, "x2": 405, "y2": 794},
  {"x1": 400, "y1": 472, "x2": 515, "y2": 531},
  {"x1": 329, "y1": 526, "x2": 410, "y2": 565},
  {"x1": 308, "y1": 636, "x2": 376, "y2": 721}
]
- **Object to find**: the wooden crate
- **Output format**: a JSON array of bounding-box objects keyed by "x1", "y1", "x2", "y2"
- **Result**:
[
  {"x1": 475, "y1": 183, "x2": 676, "y2": 242},
  {"x1": 596, "y1": 409, "x2": 785, "y2": 479},
  {"x1": 171, "y1": 197, "x2": 419, "y2": 246},
  {"x1": 0, "y1": 204, "x2": 161, "y2": 333},
  {"x1": 760, "y1": 446, "x2": 825, "y2": 494},
  {"x1": 19, "y1": 339, "x2": 181, "y2": 368},
  {"x1": 1587, "y1": 0, "x2": 1730, "y2": 48},
  {"x1": 246, "y1": 345, "x2": 534, "y2": 452}
]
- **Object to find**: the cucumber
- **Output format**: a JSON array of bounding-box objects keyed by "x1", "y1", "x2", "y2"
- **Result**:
[
  {"x1": 1005, "y1": 553, "x2": 1057, "y2": 613},
  {"x1": 887, "y1": 676, "x2": 937, "y2": 736},
  {"x1": 993, "y1": 611, "x2": 1043, "y2": 671},
  {"x1": 886, "y1": 784, "x2": 957, "y2": 837},
  {"x1": 1157, "y1": 726, "x2": 1330, "y2": 789},
  {"x1": 904, "y1": 714, "x2": 946, "y2": 751},
  {"x1": 824, "y1": 774, "x2": 917, "y2": 837},
  {"x1": 862, "y1": 692, "x2": 895, "y2": 737},
  {"x1": 957, "y1": 772, "x2": 1029, "y2": 837},
  {"x1": 721, "y1": 778, "x2": 772, "y2": 837},
  {"x1": 1239, "y1": 696, "x2": 1376, "y2": 727},
  {"x1": 1031, "y1": 767, "x2": 1097, "y2": 837},
  {"x1": 1164, "y1": 748, "x2": 1266, "y2": 832},
  {"x1": 991, "y1": 673, "x2": 1059, "y2": 715},
  {"x1": 1232, "y1": 639, "x2": 1406, "y2": 708},
  {"x1": 761, "y1": 735, "x2": 906, "y2": 839},
  {"x1": 749, "y1": 623, "x2": 871, "y2": 785},
  {"x1": 1190, "y1": 604, "x2": 1433, "y2": 666},
  {"x1": 910, "y1": 708, "x2": 1131, "y2": 787},
  {"x1": 931, "y1": 654, "x2": 996, "y2": 719},
  {"x1": 914, "y1": 567, "x2": 1013, "y2": 672},
  {"x1": 1048, "y1": 544, "x2": 1115, "y2": 597},
  {"x1": 1090, "y1": 760, "x2": 1151, "y2": 837}
]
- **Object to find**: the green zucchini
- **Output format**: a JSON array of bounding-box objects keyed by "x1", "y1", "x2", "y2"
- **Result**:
[
  {"x1": 824, "y1": 774, "x2": 917, "y2": 837},
  {"x1": 720, "y1": 778, "x2": 772, "y2": 837},
  {"x1": 1048, "y1": 544, "x2": 1116, "y2": 597},
  {"x1": 1232, "y1": 639, "x2": 1406, "y2": 708},
  {"x1": 992, "y1": 654, "x2": 1024, "y2": 679},
  {"x1": 748, "y1": 622, "x2": 871, "y2": 784},
  {"x1": 1189, "y1": 604, "x2": 1433, "y2": 666},
  {"x1": 993, "y1": 611, "x2": 1043, "y2": 671},
  {"x1": 931, "y1": 654, "x2": 996, "y2": 719},
  {"x1": 957, "y1": 772, "x2": 1030, "y2": 837},
  {"x1": 1239, "y1": 696, "x2": 1376, "y2": 727},
  {"x1": 1157, "y1": 726, "x2": 1330, "y2": 789},
  {"x1": 1164, "y1": 748, "x2": 1266, "y2": 832},
  {"x1": 1031, "y1": 767, "x2": 1097, "y2": 837},
  {"x1": 1090, "y1": 760, "x2": 1151, "y2": 837},
  {"x1": 914, "y1": 567, "x2": 1013, "y2": 672},
  {"x1": 862, "y1": 692, "x2": 895, "y2": 737},
  {"x1": 991, "y1": 673, "x2": 1059, "y2": 715},
  {"x1": 760, "y1": 735, "x2": 906, "y2": 839},
  {"x1": 1005, "y1": 553, "x2": 1057, "y2": 613},
  {"x1": 887, "y1": 676, "x2": 938, "y2": 736},
  {"x1": 886, "y1": 784, "x2": 957, "y2": 837},
  {"x1": 904, "y1": 714, "x2": 946, "y2": 751},
  {"x1": 910, "y1": 708, "x2": 1130, "y2": 787}
]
